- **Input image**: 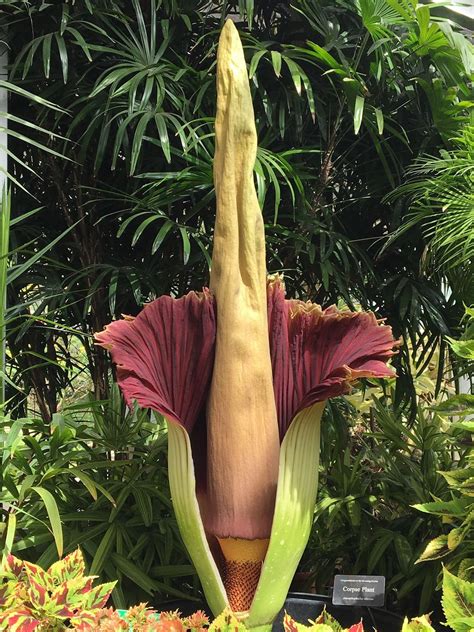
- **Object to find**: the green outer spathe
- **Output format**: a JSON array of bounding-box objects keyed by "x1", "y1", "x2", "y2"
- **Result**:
[
  {"x1": 247, "y1": 402, "x2": 325, "y2": 627},
  {"x1": 167, "y1": 420, "x2": 228, "y2": 616}
]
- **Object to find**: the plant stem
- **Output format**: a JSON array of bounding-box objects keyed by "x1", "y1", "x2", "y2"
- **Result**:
[{"x1": 0, "y1": 187, "x2": 10, "y2": 410}]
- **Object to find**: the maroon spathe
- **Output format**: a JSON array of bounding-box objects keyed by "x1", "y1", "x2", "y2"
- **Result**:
[
  {"x1": 267, "y1": 278, "x2": 397, "y2": 439},
  {"x1": 96, "y1": 277, "x2": 397, "y2": 443},
  {"x1": 95, "y1": 289, "x2": 216, "y2": 432}
]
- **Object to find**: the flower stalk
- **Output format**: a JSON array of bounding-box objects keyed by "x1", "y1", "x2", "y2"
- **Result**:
[
  {"x1": 96, "y1": 18, "x2": 398, "y2": 628},
  {"x1": 206, "y1": 19, "x2": 280, "y2": 609}
]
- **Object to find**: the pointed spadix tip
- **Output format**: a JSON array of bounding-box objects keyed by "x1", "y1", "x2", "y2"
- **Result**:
[
  {"x1": 222, "y1": 18, "x2": 238, "y2": 37},
  {"x1": 217, "y1": 18, "x2": 246, "y2": 77},
  {"x1": 219, "y1": 18, "x2": 239, "y2": 51}
]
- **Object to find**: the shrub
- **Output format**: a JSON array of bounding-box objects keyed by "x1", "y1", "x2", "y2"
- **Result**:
[{"x1": 0, "y1": 548, "x2": 115, "y2": 631}]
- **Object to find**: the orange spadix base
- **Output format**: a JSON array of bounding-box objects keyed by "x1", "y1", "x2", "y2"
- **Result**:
[{"x1": 218, "y1": 537, "x2": 269, "y2": 613}]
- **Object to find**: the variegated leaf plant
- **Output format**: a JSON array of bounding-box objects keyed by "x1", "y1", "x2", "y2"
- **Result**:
[
  {"x1": 96, "y1": 19, "x2": 398, "y2": 631},
  {"x1": 0, "y1": 548, "x2": 115, "y2": 631}
]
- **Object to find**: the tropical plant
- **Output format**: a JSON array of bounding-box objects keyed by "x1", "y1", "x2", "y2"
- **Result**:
[
  {"x1": 1, "y1": 0, "x2": 472, "y2": 418},
  {"x1": 386, "y1": 124, "x2": 474, "y2": 307},
  {"x1": 0, "y1": 545, "x2": 205, "y2": 631},
  {"x1": 414, "y1": 307, "x2": 474, "y2": 579},
  {"x1": 0, "y1": 548, "x2": 115, "y2": 631},
  {"x1": 286, "y1": 567, "x2": 474, "y2": 632},
  {"x1": 282, "y1": 611, "x2": 433, "y2": 632},
  {"x1": 96, "y1": 20, "x2": 398, "y2": 630},
  {"x1": 304, "y1": 392, "x2": 458, "y2": 616},
  {"x1": 0, "y1": 187, "x2": 94, "y2": 560},
  {"x1": 414, "y1": 420, "x2": 472, "y2": 578},
  {"x1": 441, "y1": 568, "x2": 474, "y2": 632},
  {"x1": 0, "y1": 387, "x2": 197, "y2": 608},
  {"x1": 304, "y1": 307, "x2": 472, "y2": 617}
]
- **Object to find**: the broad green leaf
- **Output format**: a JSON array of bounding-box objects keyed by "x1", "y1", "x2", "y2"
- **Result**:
[
  {"x1": 394, "y1": 534, "x2": 413, "y2": 573},
  {"x1": 439, "y1": 469, "x2": 472, "y2": 486},
  {"x1": 367, "y1": 530, "x2": 394, "y2": 572},
  {"x1": 447, "y1": 337, "x2": 474, "y2": 360},
  {"x1": 111, "y1": 552, "x2": 157, "y2": 595},
  {"x1": 305, "y1": 42, "x2": 343, "y2": 70},
  {"x1": 130, "y1": 112, "x2": 153, "y2": 174},
  {"x1": 3, "y1": 512, "x2": 16, "y2": 557},
  {"x1": 90, "y1": 525, "x2": 117, "y2": 575},
  {"x1": 451, "y1": 421, "x2": 474, "y2": 433},
  {"x1": 154, "y1": 113, "x2": 171, "y2": 163},
  {"x1": 449, "y1": 618, "x2": 474, "y2": 630},
  {"x1": 271, "y1": 50, "x2": 282, "y2": 77},
  {"x1": 42, "y1": 33, "x2": 53, "y2": 78},
  {"x1": 442, "y1": 568, "x2": 474, "y2": 632},
  {"x1": 131, "y1": 215, "x2": 162, "y2": 247},
  {"x1": 2, "y1": 419, "x2": 24, "y2": 463},
  {"x1": 448, "y1": 528, "x2": 464, "y2": 551},
  {"x1": 133, "y1": 487, "x2": 153, "y2": 527},
  {"x1": 417, "y1": 535, "x2": 449, "y2": 562},
  {"x1": 249, "y1": 49, "x2": 267, "y2": 79},
  {"x1": 180, "y1": 226, "x2": 191, "y2": 265},
  {"x1": 248, "y1": 403, "x2": 325, "y2": 628},
  {"x1": 284, "y1": 57, "x2": 302, "y2": 95},
  {"x1": 167, "y1": 422, "x2": 227, "y2": 615},
  {"x1": 375, "y1": 108, "x2": 384, "y2": 135},
  {"x1": 55, "y1": 33, "x2": 68, "y2": 83},
  {"x1": 413, "y1": 498, "x2": 469, "y2": 516},
  {"x1": 68, "y1": 27, "x2": 93, "y2": 62},
  {"x1": 30, "y1": 486, "x2": 63, "y2": 558},
  {"x1": 354, "y1": 95, "x2": 365, "y2": 135}
]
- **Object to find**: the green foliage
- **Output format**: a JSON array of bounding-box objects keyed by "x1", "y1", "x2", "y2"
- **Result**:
[
  {"x1": 388, "y1": 126, "x2": 474, "y2": 307},
  {"x1": 414, "y1": 309, "x2": 474, "y2": 577},
  {"x1": 447, "y1": 307, "x2": 474, "y2": 367},
  {"x1": 0, "y1": 81, "x2": 67, "y2": 191},
  {"x1": 442, "y1": 568, "x2": 474, "y2": 632},
  {"x1": 305, "y1": 389, "x2": 466, "y2": 615},
  {"x1": 0, "y1": 547, "x2": 470, "y2": 631},
  {"x1": 0, "y1": 548, "x2": 115, "y2": 631},
  {"x1": 0, "y1": 387, "x2": 196, "y2": 608},
  {"x1": 2, "y1": 0, "x2": 472, "y2": 417}
]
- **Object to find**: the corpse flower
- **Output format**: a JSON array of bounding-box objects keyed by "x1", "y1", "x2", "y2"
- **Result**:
[{"x1": 96, "y1": 20, "x2": 398, "y2": 631}]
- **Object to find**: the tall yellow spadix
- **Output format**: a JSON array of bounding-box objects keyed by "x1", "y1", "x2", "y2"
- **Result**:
[{"x1": 205, "y1": 19, "x2": 280, "y2": 605}]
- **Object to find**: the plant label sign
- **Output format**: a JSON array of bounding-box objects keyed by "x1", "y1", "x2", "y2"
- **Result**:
[{"x1": 332, "y1": 575, "x2": 385, "y2": 607}]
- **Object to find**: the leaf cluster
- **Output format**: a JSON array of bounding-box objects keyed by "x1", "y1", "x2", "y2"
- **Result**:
[
  {"x1": 305, "y1": 389, "x2": 468, "y2": 616},
  {"x1": 0, "y1": 386, "x2": 197, "y2": 608},
  {"x1": 441, "y1": 568, "x2": 474, "y2": 632},
  {"x1": 414, "y1": 308, "x2": 474, "y2": 579},
  {"x1": 0, "y1": 548, "x2": 115, "y2": 631}
]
